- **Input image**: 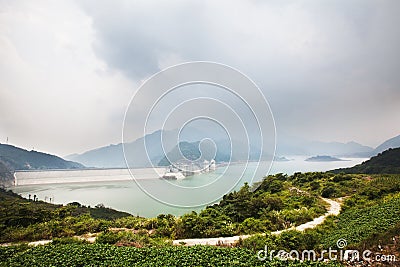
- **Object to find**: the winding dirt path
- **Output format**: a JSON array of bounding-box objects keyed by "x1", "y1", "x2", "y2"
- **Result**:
[
  {"x1": 1, "y1": 198, "x2": 342, "y2": 247},
  {"x1": 172, "y1": 197, "x2": 342, "y2": 246}
]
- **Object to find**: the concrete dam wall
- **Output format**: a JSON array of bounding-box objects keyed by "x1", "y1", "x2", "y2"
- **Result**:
[{"x1": 14, "y1": 168, "x2": 166, "y2": 186}]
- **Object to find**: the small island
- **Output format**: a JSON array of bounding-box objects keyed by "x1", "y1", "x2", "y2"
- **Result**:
[
  {"x1": 274, "y1": 156, "x2": 291, "y2": 162},
  {"x1": 305, "y1": 155, "x2": 346, "y2": 162}
]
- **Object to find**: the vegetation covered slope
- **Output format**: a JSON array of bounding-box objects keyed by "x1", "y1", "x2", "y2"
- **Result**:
[
  {"x1": 332, "y1": 147, "x2": 400, "y2": 174},
  {"x1": 1, "y1": 171, "x2": 400, "y2": 266},
  {"x1": 239, "y1": 174, "x2": 400, "y2": 264},
  {"x1": 0, "y1": 144, "x2": 84, "y2": 171},
  {"x1": 175, "y1": 174, "x2": 326, "y2": 239},
  {"x1": 320, "y1": 193, "x2": 400, "y2": 247},
  {"x1": 0, "y1": 173, "x2": 400, "y2": 266},
  {"x1": 1, "y1": 171, "x2": 395, "y2": 244},
  {"x1": 0, "y1": 173, "x2": 327, "y2": 243},
  {"x1": 0, "y1": 188, "x2": 131, "y2": 243}
]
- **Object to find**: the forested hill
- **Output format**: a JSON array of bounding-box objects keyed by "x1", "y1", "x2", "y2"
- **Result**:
[
  {"x1": 0, "y1": 187, "x2": 132, "y2": 241},
  {"x1": 0, "y1": 144, "x2": 84, "y2": 171},
  {"x1": 332, "y1": 147, "x2": 400, "y2": 174}
]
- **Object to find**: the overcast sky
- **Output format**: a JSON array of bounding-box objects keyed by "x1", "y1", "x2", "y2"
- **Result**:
[{"x1": 0, "y1": 0, "x2": 399, "y2": 156}]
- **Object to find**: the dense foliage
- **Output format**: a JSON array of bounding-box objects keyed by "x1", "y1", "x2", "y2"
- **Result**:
[
  {"x1": 3, "y1": 171, "x2": 400, "y2": 246},
  {"x1": 238, "y1": 174, "x2": 400, "y2": 258},
  {"x1": 0, "y1": 172, "x2": 328, "y2": 243},
  {"x1": 0, "y1": 188, "x2": 131, "y2": 243},
  {"x1": 175, "y1": 174, "x2": 326, "y2": 238},
  {"x1": 0, "y1": 244, "x2": 342, "y2": 267},
  {"x1": 332, "y1": 147, "x2": 400, "y2": 174},
  {"x1": 320, "y1": 194, "x2": 400, "y2": 247}
]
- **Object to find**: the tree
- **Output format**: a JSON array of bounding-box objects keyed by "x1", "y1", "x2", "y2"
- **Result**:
[
  {"x1": 67, "y1": 202, "x2": 82, "y2": 207},
  {"x1": 240, "y1": 218, "x2": 267, "y2": 234},
  {"x1": 176, "y1": 212, "x2": 205, "y2": 238},
  {"x1": 95, "y1": 203, "x2": 105, "y2": 208},
  {"x1": 321, "y1": 185, "x2": 337, "y2": 198}
]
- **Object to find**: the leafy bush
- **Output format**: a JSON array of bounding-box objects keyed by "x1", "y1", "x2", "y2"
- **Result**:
[
  {"x1": 321, "y1": 194, "x2": 400, "y2": 247},
  {"x1": 52, "y1": 236, "x2": 88, "y2": 245},
  {"x1": 96, "y1": 230, "x2": 170, "y2": 248}
]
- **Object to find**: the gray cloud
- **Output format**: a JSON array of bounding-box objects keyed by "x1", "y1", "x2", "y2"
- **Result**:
[
  {"x1": 0, "y1": 0, "x2": 399, "y2": 155},
  {"x1": 79, "y1": 0, "x2": 400, "y2": 146}
]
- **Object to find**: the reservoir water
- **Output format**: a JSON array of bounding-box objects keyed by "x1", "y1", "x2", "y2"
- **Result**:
[{"x1": 10, "y1": 157, "x2": 367, "y2": 217}]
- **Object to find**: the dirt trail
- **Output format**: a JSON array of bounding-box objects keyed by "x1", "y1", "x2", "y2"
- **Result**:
[
  {"x1": 172, "y1": 197, "x2": 342, "y2": 246},
  {"x1": 1, "y1": 198, "x2": 342, "y2": 247}
]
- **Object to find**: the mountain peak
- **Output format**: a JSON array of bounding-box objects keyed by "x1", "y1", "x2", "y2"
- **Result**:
[{"x1": 374, "y1": 134, "x2": 400, "y2": 154}]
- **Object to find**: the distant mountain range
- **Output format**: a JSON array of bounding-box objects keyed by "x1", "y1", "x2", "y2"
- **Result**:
[
  {"x1": 67, "y1": 130, "x2": 177, "y2": 168},
  {"x1": 1, "y1": 133, "x2": 399, "y2": 180},
  {"x1": 67, "y1": 128, "x2": 267, "y2": 168},
  {"x1": 331, "y1": 147, "x2": 400, "y2": 174},
  {"x1": 275, "y1": 137, "x2": 374, "y2": 157},
  {"x1": 373, "y1": 135, "x2": 400, "y2": 155},
  {"x1": 343, "y1": 134, "x2": 400, "y2": 158},
  {"x1": 66, "y1": 132, "x2": 400, "y2": 168},
  {"x1": 276, "y1": 134, "x2": 400, "y2": 158}
]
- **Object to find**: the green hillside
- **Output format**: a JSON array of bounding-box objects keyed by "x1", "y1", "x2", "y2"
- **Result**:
[
  {"x1": 0, "y1": 188, "x2": 131, "y2": 243},
  {"x1": 1, "y1": 171, "x2": 400, "y2": 266},
  {"x1": 320, "y1": 193, "x2": 400, "y2": 247},
  {"x1": 0, "y1": 144, "x2": 84, "y2": 171},
  {"x1": 332, "y1": 147, "x2": 400, "y2": 174}
]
